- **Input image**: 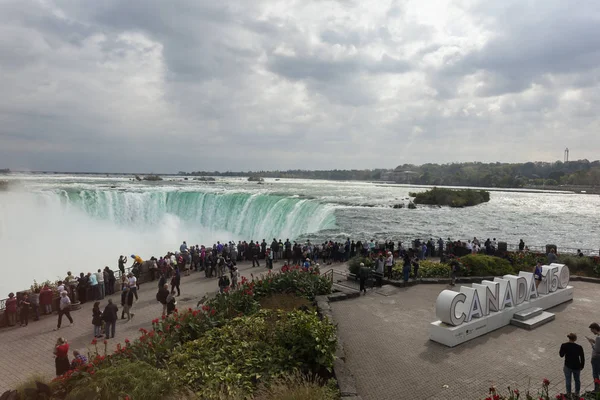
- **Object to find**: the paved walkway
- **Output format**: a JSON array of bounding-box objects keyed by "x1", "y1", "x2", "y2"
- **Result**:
[
  {"x1": 330, "y1": 281, "x2": 598, "y2": 400},
  {"x1": 0, "y1": 260, "x2": 287, "y2": 392}
]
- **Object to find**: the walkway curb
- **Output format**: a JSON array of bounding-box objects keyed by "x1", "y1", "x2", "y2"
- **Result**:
[{"x1": 316, "y1": 291, "x2": 363, "y2": 400}]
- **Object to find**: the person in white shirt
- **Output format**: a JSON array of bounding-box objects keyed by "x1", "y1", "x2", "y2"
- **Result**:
[
  {"x1": 54, "y1": 291, "x2": 73, "y2": 330},
  {"x1": 127, "y1": 273, "x2": 138, "y2": 301}
]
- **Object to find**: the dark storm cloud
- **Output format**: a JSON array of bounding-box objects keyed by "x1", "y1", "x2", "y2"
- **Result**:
[{"x1": 0, "y1": 0, "x2": 599, "y2": 172}]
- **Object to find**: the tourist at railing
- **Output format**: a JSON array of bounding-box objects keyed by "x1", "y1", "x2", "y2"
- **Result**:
[
  {"x1": 5, "y1": 293, "x2": 17, "y2": 326},
  {"x1": 30, "y1": 288, "x2": 40, "y2": 321},
  {"x1": 40, "y1": 285, "x2": 53, "y2": 315},
  {"x1": 18, "y1": 293, "x2": 30, "y2": 327}
]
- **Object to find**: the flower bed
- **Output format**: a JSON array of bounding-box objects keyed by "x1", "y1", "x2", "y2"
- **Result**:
[
  {"x1": 482, "y1": 378, "x2": 597, "y2": 400},
  {"x1": 45, "y1": 266, "x2": 335, "y2": 399}
]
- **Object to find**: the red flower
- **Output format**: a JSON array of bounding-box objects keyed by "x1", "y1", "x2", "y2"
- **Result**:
[
  {"x1": 595, "y1": 378, "x2": 600, "y2": 384},
  {"x1": 103, "y1": 340, "x2": 108, "y2": 345},
  {"x1": 91, "y1": 338, "x2": 97, "y2": 345},
  {"x1": 124, "y1": 338, "x2": 130, "y2": 344},
  {"x1": 176, "y1": 324, "x2": 181, "y2": 330},
  {"x1": 543, "y1": 378, "x2": 550, "y2": 386},
  {"x1": 210, "y1": 309, "x2": 216, "y2": 316},
  {"x1": 152, "y1": 318, "x2": 159, "y2": 324},
  {"x1": 493, "y1": 395, "x2": 500, "y2": 400},
  {"x1": 513, "y1": 389, "x2": 519, "y2": 395}
]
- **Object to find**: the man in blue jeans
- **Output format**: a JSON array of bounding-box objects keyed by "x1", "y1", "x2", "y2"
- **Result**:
[
  {"x1": 102, "y1": 299, "x2": 118, "y2": 339},
  {"x1": 560, "y1": 332, "x2": 585, "y2": 397},
  {"x1": 587, "y1": 323, "x2": 600, "y2": 393}
]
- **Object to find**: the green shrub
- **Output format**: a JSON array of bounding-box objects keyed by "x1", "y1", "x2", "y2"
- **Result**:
[
  {"x1": 347, "y1": 256, "x2": 373, "y2": 275},
  {"x1": 57, "y1": 360, "x2": 178, "y2": 400},
  {"x1": 458, "y1": 254, "x2": 514, "y2": 276},
  {"x1": 417, "y1": 261, "x2": 451, "y2": 278},
  {"x1": 169, "y1": 310, "x2": 337, "y2": 399},
  {"x1": 558, "y1": 255, "x2": 596, "y2": 276},
  {"x1": 254, "y1": 372, "x2": 340, "y2": 400}
]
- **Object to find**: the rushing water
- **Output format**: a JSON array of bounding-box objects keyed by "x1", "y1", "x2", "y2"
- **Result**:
[{"x1": 0, "y1": 174, "x2": 599, "y2": 294}]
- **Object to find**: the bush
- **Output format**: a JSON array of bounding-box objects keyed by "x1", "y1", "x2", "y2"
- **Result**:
[
  {"x1": 558, "y1": 254, "x2": 596, "y2": 276},
  {"x1": 45, "y1": 267, "x2": 335, "y2": 399},
  {"x1": 169, "y1": 310, "x2": 337, "y2": 399},
  {"x1": 254, "y1": 372, "x2": 340, "y2": 400},
  {"x1": 347, "y1": 256, "x2": 373, "y2": 275},
  {"x1": 418, "y1": 261, "x2": 451, "y2": 278},
  {"x1": 54, "y1": 360, "x2": 179, "y2": 400},
  {"x1": 458, "y1": 254, "x2": 514, "y2": 276}
]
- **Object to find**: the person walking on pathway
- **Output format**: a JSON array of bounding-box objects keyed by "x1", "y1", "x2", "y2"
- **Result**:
[
  {"x1": 54, "y1": 291, "x2": 73, "y2": 331},
  {"x1": 120, "y1": 286, "x2": 135, "y2": 321},
  {"x1": 171, "y1": 266, "x2": 181, "y2": 297},
  {"x1": 359, "y1": 262, "x2": 371, "y2": 295},
  {"x1": 53, "y1": 337, "x2": 70, "y2": 376},
  {"x1": 156, "y1": 284, "x2": 169, "y2": 316},
  {"x1": 587, "y1": 322, "x2": 600, "y2": 392},
  {"x1": 127, "y1": 273, "x2": 138, "y2": 301},
  {"x1": 102, "y1": 299, "x2": 118, "y2": 339},
  {"x1": 385, "y1": 251, "x2": 394, "y2": 279},
  {"x1": 19, "y1": 293, "x2": 31, "y2": 327},
  {"x1": 92, "y1": 301, "x2": 103, "y2": 338},
  {"x1": 560, "y1": 332, "x2": 585, "y2": 398}
]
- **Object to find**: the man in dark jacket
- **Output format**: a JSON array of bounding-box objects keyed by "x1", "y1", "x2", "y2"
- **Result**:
[
  {"x1": 120, "y1": 287, "x2": 135, "y2": 321},
  {"x1": 359, "y1": 263, "x2": 371, "y2": 295},
  {"x1": 102, "y1": 299, "x2": 118, "y2": 339},
  {"x1": 157, "y1": 284, "x2": 169, "y2": 316}
]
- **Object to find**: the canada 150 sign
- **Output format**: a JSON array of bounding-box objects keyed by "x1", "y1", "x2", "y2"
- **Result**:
[{"x1": 430, "y1": 264, "x2": 573, "y2": 347}]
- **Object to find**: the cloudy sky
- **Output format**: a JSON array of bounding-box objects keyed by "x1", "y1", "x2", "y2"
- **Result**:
[{"x1": 0, "y1": 0, "x2": 599, "y2": 173}]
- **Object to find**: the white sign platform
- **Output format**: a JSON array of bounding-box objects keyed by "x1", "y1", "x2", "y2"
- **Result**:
[{"x1": 430, "y1": 264, "x2": 573, "y2": 347}]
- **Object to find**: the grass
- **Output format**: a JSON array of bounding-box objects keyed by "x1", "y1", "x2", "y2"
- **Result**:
[
  {"x1": 253, "y1": 372, "x2": 340, "y2": 400},
  {"x1": 258, "y1": 293, "x2": 313, "y2": 312}
]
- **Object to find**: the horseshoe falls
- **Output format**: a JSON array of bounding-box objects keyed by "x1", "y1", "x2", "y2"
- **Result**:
[{"x1": 0, "y1": 181, "x2": 337, "y2": 294}]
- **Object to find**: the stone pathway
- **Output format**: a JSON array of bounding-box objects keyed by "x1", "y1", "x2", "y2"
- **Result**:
[
  {"x1": 0, "y1": 260, "x2": 287, "y2": 392},
  {"x1": 330, "y1": 281, "x2": 598, "y2": 400}
]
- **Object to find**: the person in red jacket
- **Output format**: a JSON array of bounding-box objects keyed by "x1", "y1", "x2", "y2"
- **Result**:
[
  {"x1": 53, "y1": 337, "x2": 70, "y2": 376},
  {"x1": 5, "y1": 293, "x2": 17, "y2": 326},
  {"x1": 39, "y1": 285, "x2": 54, "y2": 315}
]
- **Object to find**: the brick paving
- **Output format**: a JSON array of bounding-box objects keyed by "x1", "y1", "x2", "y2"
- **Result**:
[
  {"x1": 331, "y1": 281, "x2": 599, "y2": 400},
  {"x1": 0, "y1": 261, "x2": 276, "y2": 392}
]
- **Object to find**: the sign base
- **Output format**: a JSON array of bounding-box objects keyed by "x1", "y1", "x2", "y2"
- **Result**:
[{"x1": 430, "y1": 286, "x2": 574, "y2": 347}]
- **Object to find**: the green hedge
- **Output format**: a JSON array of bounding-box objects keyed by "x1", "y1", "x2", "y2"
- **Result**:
[
  {"x1": 391, "y1": 260, "x2": 451, "y2": 280},
  {"x1": 558, "y1": 254, "x2": 597, "y2": 276},
  {"x1": 347, "y1": 256, "x2": 374, "y2": 275},
  {"x1": 458, "y1": 254, "x2": 514, "y2": 276}
]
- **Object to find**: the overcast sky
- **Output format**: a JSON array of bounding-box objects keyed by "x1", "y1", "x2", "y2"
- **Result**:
[{"x1": 1, "y1": 0, "x2": 599, "y2": 173}]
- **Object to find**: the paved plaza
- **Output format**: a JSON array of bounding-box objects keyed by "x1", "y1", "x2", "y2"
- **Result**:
[
  {"x1": 0, "y1": 261, "x2": 275, "y2": 392},
  {"x1": 331, "y1": 280, "x2": 598, "y2": 400}
]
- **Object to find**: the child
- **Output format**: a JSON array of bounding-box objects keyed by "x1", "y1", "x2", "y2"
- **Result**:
[
  {"x1": 92, "y1": 301, "x2": 103, "y2": 338},
  {"x1": 166, "y1": 289, "x2": 177, "y2": 315},
  {"x1": 19, "y1": 293, "x2": 31, "y2": 327}
]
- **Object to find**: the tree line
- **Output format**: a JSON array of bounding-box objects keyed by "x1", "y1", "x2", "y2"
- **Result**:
[{"x1": 177, "y1": 159, "x2": 600, "y2": 187}]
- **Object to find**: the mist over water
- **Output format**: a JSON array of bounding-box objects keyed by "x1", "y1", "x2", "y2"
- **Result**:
[{"x1": 1, "y1": 174, "x2": 599, "y2": 295}]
